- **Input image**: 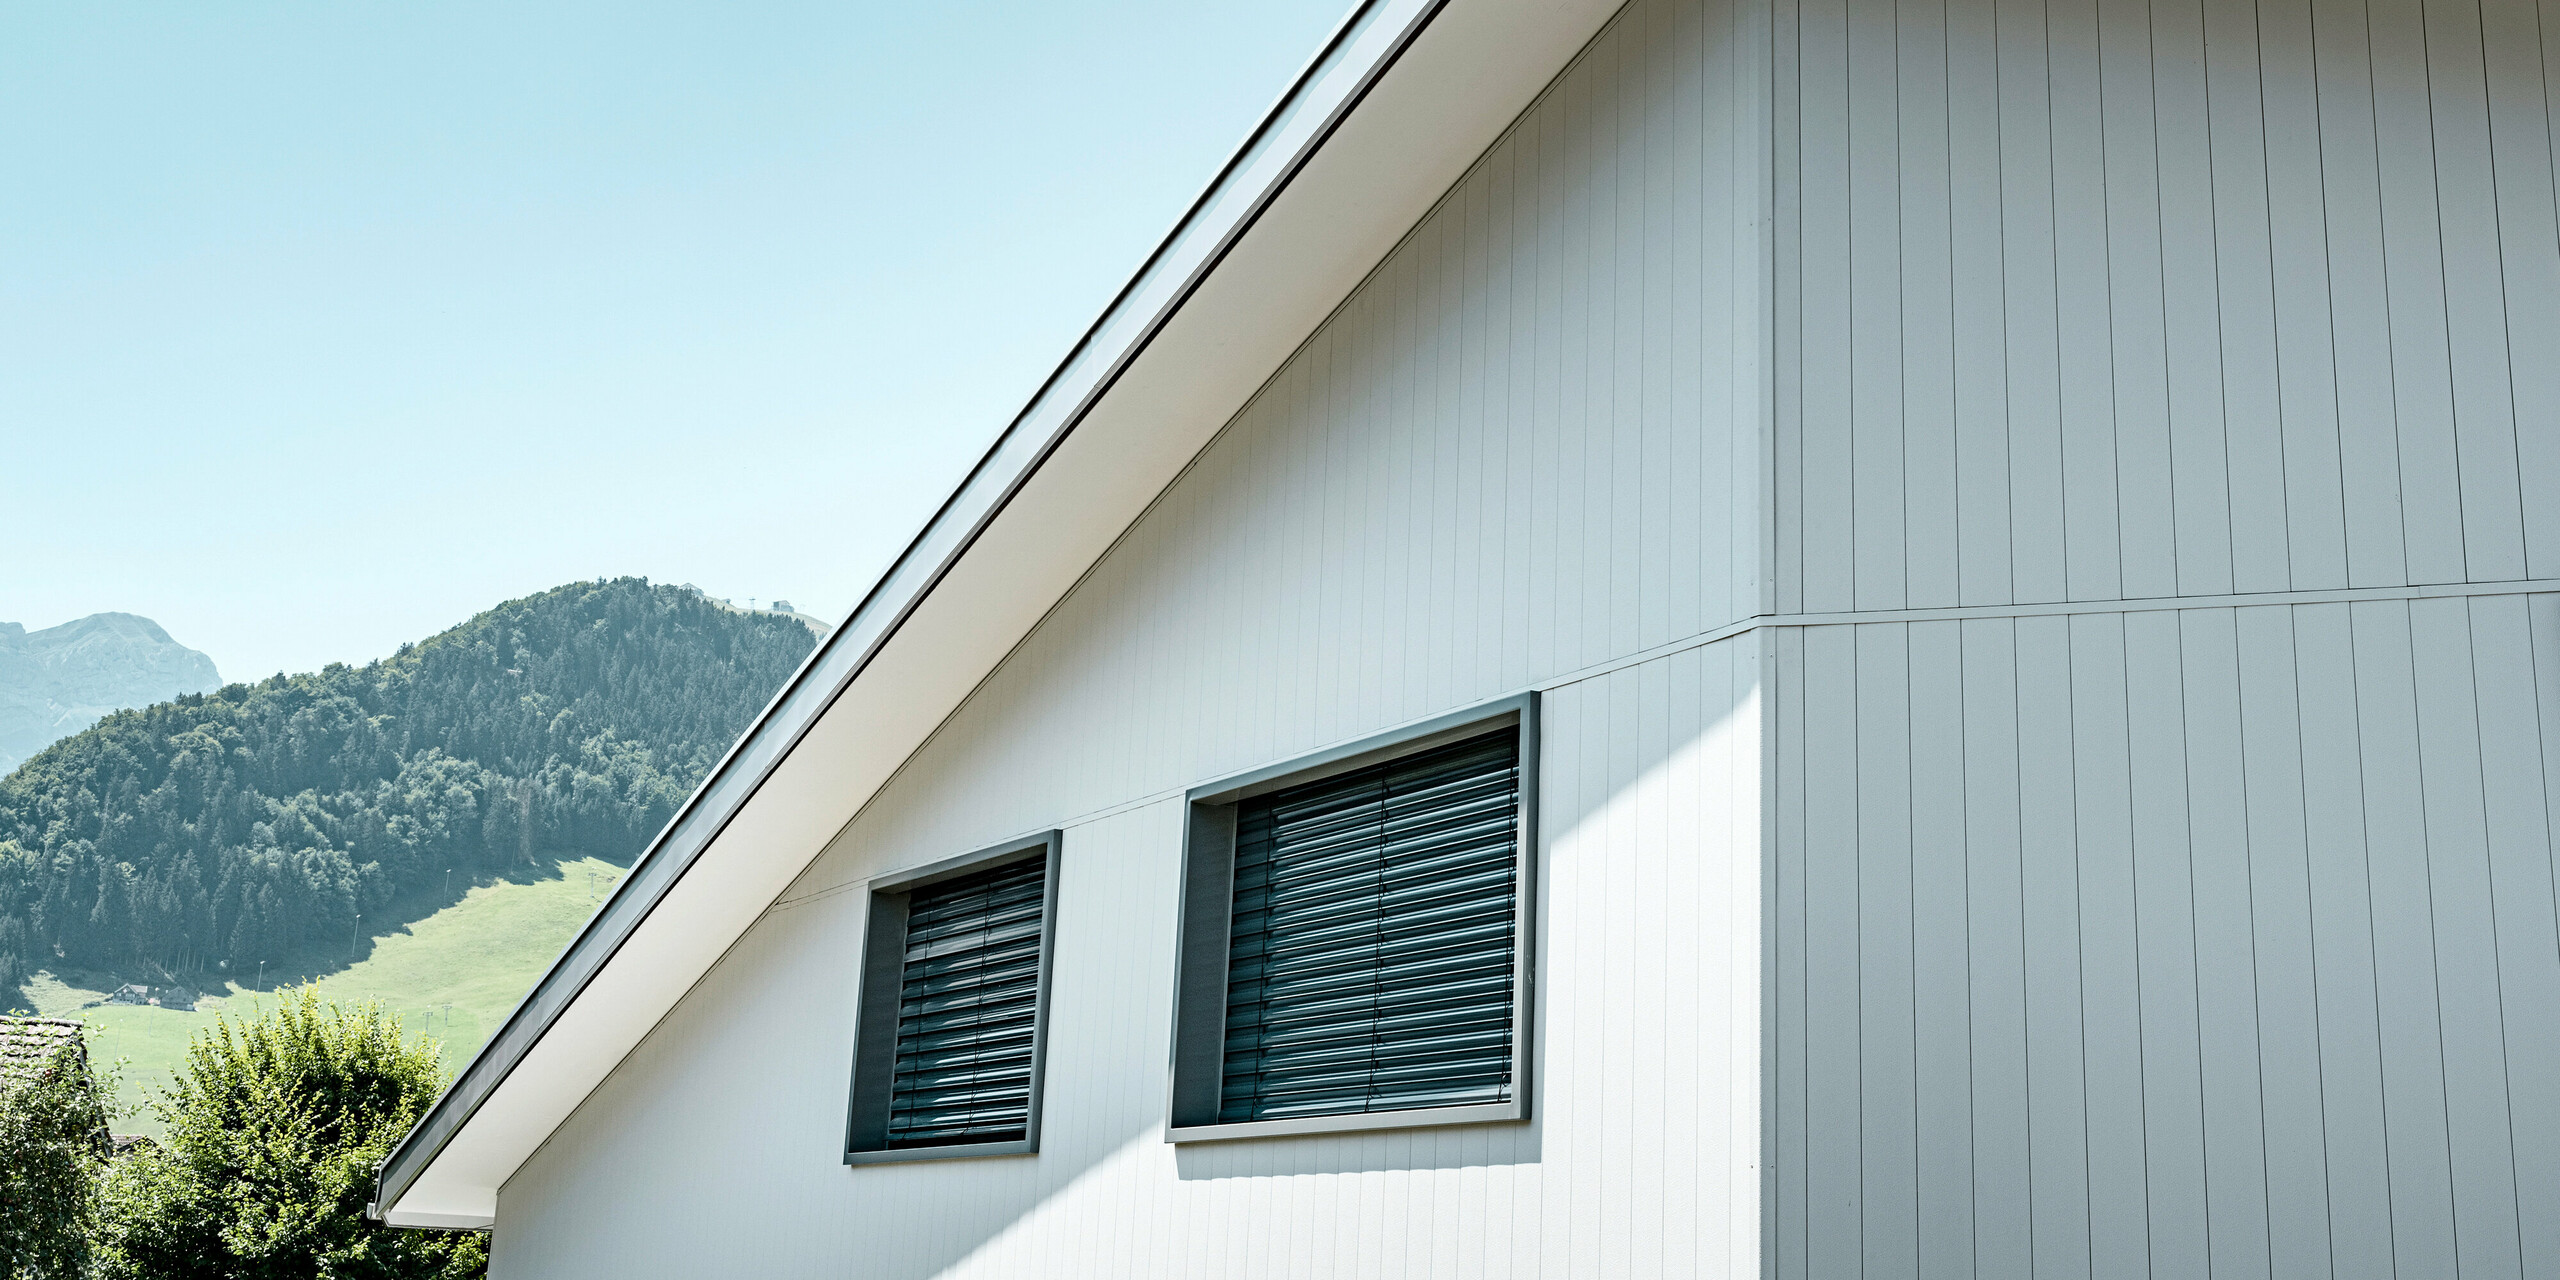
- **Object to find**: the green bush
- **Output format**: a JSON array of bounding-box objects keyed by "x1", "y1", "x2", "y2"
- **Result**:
[
  {"x1": 0, "y1": 1040, "x2": 110, "y2": 1280},
  {"x1": 92, "y1": 990, "x2": 484, "y2": 1279}
]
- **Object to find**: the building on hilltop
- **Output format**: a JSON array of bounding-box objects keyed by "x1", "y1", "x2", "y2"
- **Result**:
[{"x1": 374, "y1": 0, "x2": 2560, "y2": 1274}]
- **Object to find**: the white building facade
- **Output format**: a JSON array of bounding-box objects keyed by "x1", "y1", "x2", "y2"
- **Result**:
[{"x1": 377, "y1": 0, "x2": 2560, "y2": 1274}]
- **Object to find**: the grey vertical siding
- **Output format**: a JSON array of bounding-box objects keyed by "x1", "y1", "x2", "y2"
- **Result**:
[
  {"x1": 1772, "y1": 0, "x2": 2560, "y2": 613},
  {"x1": 1764, "y1": 3, "x2": 2560, "y2": 1275},
  {"x1": 1770, "y1": 592, "x2": 2560, "y2": 1280},
  {"x1": 490, "y1": 0, "x2": 1774, "y2": 1273}
]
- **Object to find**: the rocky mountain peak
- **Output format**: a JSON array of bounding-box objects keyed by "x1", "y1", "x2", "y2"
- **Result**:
[{"x1": 0, "y1": 613, "x2": 221, "y2": 777}]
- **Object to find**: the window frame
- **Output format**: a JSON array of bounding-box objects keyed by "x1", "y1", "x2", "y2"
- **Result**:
[
  {"x1": 1164, "y1": 692, "x2": 1538, "y2": 1144},
  {"x1": 843, "y1": 829, "x2": 1063, "y2": 1166}
]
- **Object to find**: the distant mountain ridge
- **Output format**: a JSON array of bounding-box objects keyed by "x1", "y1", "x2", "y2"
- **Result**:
[
  {"x1": 0, "y1": 579, "x2": 814, "y2": 991},
  {"x1": 0, "y1": 613, "x2": 221, "y2": 777}
]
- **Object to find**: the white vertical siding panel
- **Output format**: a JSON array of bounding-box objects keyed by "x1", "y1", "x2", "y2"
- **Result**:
[
  {"x1": 2364, "y1": 0, "x2": 2471, "y2": 585},
  {"x1": 1847, "y1": 0, "x2": 1907, "y2": 611},
  {"x1": 1484, "y1": 141, "x2": 1525, "y2": 702},
  {"x1": 1525, "y1": 96, "x2": 1559, "y2": 687},
  {"x1": 2481, "y1": 5, "x2": 2560, "y2": 577},
  {"x1": 1958, "y1": 617, "x2": 2033, "y2": 1280},
  {"x1": 1946, "y1": 0, "x2": 2014, "y2": 606},
  {"x1": 1904, "y1": 620, "x2": 1973, "y2": 1280},
  {"x1": 2095, "y1": 0, "x2": 2179, "y2": 602},
  {"x1": 2406, "y1": 597, "x2": 2527, "y2": 1278},
  {"x1": 1772, "y1": 0, "x2": 1807, "y2": 619},
  {"x1": 1633, "y1": 0, "x2": 1685, "y2": 655},
  {"x1": 1797, "y1": 0, "x2": 1856, "y2": 613},
  {"x1": 2310, "y1": 0, "x2": 2414, "y2": 588},
  {"x1": 2122, "y1": 610, "x2": 2209, "y2": 1277},
  {"x1": 2256, "y1": 0, "x2": 2355, "y2": 590},
  {"x1": 2067, "y1": 614, "x2": 2152, "y2": 1280},
  {"x1": 1600, "y1": 666, "x2": 1648, "y2": 1279},
  {"x1": 2150, "y1": 0, "x2": 2239, "y2": 598},
  {"x1": 1553, "y1": 668, "x2": 1605, "y2": 1277},
  {"x1": 1853, "y1": 624, "x2": 1919, "y2": 1276},
  {"x1": 2231, "y1": 604, "x2": 2337, "y2": 1279},
  {"x1": 1634, "y1": 658, "x2": 1673, "y2": 1274},
  {"x1": 2050, "y1": 0, "x2": 2128, "y2": 603},
  {"x1": 1702, "y1": 0, "x2": 1752, "y2": 633},
  {"x1": 1995, "y1": 0, "x2": 2071, "y2": 605},
  {"x1": 1800, "y1": 624, "x2": 1864, "y2": 1280},
  {"x1": 1609, "y1": 23, "x2": 1651, "y2": 666},
  {"x1": 2418, "y1": 0, "x2": 2530, "y2": 583},
  {"x1": 1425, "y1": 189, "x2": 1466, "y2": 716},
  {"x1": 2346, "y1": 600, "x2": 2463, "y2": 1278},
  {"x1": 2014, "y1": 614, "x2": 2095, "y2": 1280},
  {"x1": 2475, "y1": 594, "x2": 2560, "y2": 1278},
  {"x1": 1661, "y1": 650, "x2": 1704, "y2": 1280},
  {"x1": 2290, "y1": 603, "x2": 2398, "y2": 1278},
  {"x1": 1367, "y1": 244, "x2": 1414, "y2": 730},
  {"x1": 1441, "y1": 186, "x2": 1480, "y2": 708},
  {"x1": 1722, "y1": 0, "x2": 1764, "y2": 639},
  {"x1": 2199, "y1": 0, "x2": 2296, "y2": 595},
  {"x1": 1898, "y1": 0, "x2": 1962, "y2": 610},
  {"x1": 1311, "y1": 308, "x2": 1354, "y2": 746},
  {"x1": 1720, "y1": 639, "x2": 1766, "y2": 1280},
  {"x1": 1554, "y1": 45, "x2": 1595, "y2": 671},
  {"x1": 1772, "y1": 626, "x2": 1811, "y2": 1280},
  {"x1": 1590, "y1": 34, "x2": 1632, "y2": 674},
  {"x1": 1666, "y1": 0, "x2": 1708, "y2": 649},
  {"x1": 2180, "y1": 609, "x2": 2279, "y2": 1280},
  {"x1": 1496, "y1": 128, "x2": 1537, "y2": 696}
]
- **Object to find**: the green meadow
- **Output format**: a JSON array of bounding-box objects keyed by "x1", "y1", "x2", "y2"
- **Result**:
[{"x1": 17, "y1": 856, "x2": 626, "y2": 1137}]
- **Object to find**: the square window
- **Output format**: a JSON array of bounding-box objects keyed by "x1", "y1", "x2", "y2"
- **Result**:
[
  {"x1": 844, "y1": 831, "x2": 1061, "y2": 1164},
  {"x1": 1167, "y1": 695, "x2": 1536, "y2": 1142}
]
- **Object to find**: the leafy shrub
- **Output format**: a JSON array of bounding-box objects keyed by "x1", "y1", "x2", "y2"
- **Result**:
[
  {"x1": 91, "y1": 990, "x2": 485, "y2": 1279},
  {"x1": 0, "y1": 1038, "x2": 110, "y2": 1280}
]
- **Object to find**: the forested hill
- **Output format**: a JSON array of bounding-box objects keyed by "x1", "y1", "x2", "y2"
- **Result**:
[{"x1": 0, "y1": 580, "x2": 817, "y2": 990}]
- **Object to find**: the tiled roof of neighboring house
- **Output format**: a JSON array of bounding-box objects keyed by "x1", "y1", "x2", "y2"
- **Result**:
[{"x1": 0, "y1": 1016, "x2": 88, "y2": 1082}]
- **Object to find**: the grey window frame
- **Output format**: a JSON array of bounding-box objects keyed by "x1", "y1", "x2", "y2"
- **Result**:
[
  {"x1": 843, "y1": 829, "x2": 1063, "y2": 1166},
  {"x1": 1164, "y1": 692, "x2": 1538, "y2": 1144}
]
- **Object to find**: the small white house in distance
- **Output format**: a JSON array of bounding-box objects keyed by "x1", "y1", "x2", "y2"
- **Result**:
[{"x1": 374, "y1": 0, "x2": 2560, "y2": 1272}]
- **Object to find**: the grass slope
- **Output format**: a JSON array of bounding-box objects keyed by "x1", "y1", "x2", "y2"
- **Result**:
[{"x1": 18, "y1": 856, "x2": 625, "y2": 1135}]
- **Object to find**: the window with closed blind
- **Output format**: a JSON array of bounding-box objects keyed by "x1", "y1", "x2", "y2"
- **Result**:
[
  {"x1": 844, "y1": 831, "x2": 1060, "y2": 1165},
  {"x1": 1167, "y1": 695, "x2": 1536, "y2": 1142}
]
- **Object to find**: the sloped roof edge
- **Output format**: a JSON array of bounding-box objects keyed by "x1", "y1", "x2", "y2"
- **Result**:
[{"x1": 376, "y1": 0, "x2": 1630, "y2": 1227}]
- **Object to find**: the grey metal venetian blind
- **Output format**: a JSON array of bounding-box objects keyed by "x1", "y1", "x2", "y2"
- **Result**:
[
  {"x1": 1220, "y1": 728, "x2": 1521, "y2": 1124},
  {"x1": 884, "y1": 857, "x2": 1046, "y2": 1149}
]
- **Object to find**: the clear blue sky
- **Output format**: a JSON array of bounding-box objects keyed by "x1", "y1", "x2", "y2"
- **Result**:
[{"x1": 2, "y1": 0, "x2": 1348, "y2": 681}]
